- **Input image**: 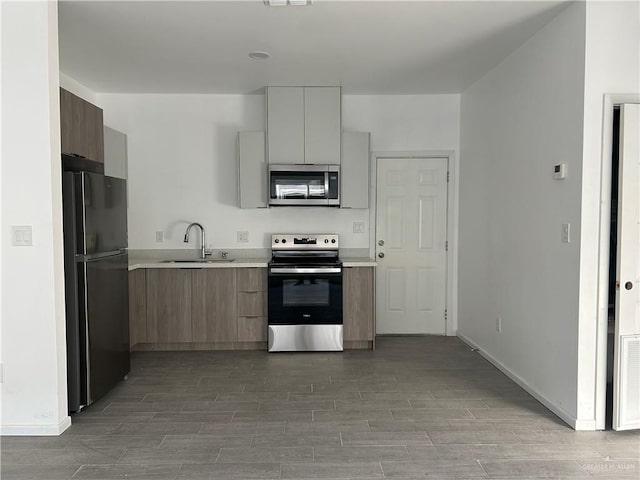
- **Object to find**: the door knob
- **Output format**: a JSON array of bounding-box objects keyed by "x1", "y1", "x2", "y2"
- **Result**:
[
  {"x1": 625, "y1": 281, "x2": 633, "y2": 290},
  {"x1": 378, "y1": 252, "x2": 385, "y2": 258},
  {"x1": 378, "y1": 240, "x2": 385, "y2": 246}
]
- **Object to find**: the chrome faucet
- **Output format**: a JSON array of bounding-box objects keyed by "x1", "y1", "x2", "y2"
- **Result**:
[{"x1": 184, "y1": 222, "x2": 210, "y2": 259}]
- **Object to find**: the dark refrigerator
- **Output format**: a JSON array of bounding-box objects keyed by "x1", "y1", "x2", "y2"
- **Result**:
[{"x1": 62, "y1": 170, "x2": 130, "y2": 413}]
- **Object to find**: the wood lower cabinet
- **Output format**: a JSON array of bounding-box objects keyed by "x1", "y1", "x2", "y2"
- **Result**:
[
  {"x1": 343, "y1": 267, "x2": 375, "y2": 348},
  {"x1": 131, "y1": 266, "x2": 374, "y2": 351},
  {"x1": 145, "y1": 269, "x2": 192, "y2": 343},
  {"x1": 60, "y1": 88, "x2": 104, "y2": 163},
  {"x1": 129, "y1": 269, "x2": 147, "y2": 347},
  {"x1": 192, "y1": 269, "x2": 238, "y2": 343}
]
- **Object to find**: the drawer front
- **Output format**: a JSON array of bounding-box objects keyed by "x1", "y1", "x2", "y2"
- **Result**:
[
  {"x1": 237, "y1": 267, "x2": 267, "y2": 292},
  {"x1": 238, "y1": 291, "x2": 266, "y2": 317},
  {"x1": 238, "y1": 317, "x2": 267, "y2": 342}
]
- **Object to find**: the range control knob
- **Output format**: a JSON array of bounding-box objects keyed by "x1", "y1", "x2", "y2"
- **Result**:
[
  {"x1": 331, "y1": 239, "x2": 336, "y2": 244},
  {"x1": 324, "y1": 239, "x2": 329, "y2": 244},
  {"x1": 274, "y1": 239, "x2": 280, "y2": 243},
  {"x1": 282, "y1": 239, "x2": 287, "y2": 243}
]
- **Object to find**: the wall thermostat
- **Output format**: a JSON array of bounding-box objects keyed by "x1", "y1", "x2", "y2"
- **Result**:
[{"x1": 553, "y1": 163, "x2": 567, "y2": 180}]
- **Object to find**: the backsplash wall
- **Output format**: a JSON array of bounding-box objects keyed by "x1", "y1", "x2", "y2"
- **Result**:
[{"x1": 97, "y1": 92, "x2": 460, "y2": 250}]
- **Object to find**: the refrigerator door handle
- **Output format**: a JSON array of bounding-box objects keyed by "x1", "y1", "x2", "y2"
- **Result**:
[
  {"x1": 76, "y1": 249, "x2": 127, "y2": 262},
  {"x1": 81, "y1": 261, "x2": 91, "y2": 405}
]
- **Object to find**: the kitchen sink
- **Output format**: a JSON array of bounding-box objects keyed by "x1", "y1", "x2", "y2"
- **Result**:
[{"x1": 160, "y1": 259, "x2": 235, "y2": 264}]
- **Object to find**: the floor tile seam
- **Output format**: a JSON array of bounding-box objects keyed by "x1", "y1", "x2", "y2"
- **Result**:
[
  {"x1": 476, "y1": 458, "x2": 489, "y2": 478},
  {"x1": 114, "y1": 445, "x2": 129, "y2": 464},
  {"x1": 68, "y1": 464, "x2": 84, "y2": 479}
]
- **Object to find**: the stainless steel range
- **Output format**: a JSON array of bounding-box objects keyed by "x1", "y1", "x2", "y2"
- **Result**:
[{"x1": 268, "y1": 234, "x2": 343, "y2": 352}]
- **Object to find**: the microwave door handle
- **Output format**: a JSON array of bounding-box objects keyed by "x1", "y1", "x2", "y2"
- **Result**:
[{"x1": 324, "y1": 172, "x2": 329, "y2": 197}]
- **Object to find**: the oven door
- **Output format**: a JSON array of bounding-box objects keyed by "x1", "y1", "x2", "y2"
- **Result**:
[{"x1": 268, "y1": 267, "x2": 343, "y2": 325}]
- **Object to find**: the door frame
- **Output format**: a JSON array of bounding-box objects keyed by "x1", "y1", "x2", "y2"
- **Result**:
[
  {"x1": 369, "y1": 150, "x2": 458, "y2": 336},
  {"x1": 595, "y1": 94, "x2": 640, "y2": 430}
]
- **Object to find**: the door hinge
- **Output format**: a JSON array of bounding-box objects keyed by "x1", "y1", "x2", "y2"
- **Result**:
[
  {"x1": 445, "y1": 241, "x2": 449, "y2": 251},
  {"x1": 447, "y1": 171, "x2": 450, "y2": 182},
  {"x1": 444, "y1": 309, "x2": 448, "y2": 320}
]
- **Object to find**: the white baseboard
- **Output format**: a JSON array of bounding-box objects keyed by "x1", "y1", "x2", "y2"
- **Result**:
[
  {"x1": 456, "y1": 332, "x2": 594, "y2": 431},
  {"x1": 0, "y1": 416, "x2": 71, "y2": 436}
]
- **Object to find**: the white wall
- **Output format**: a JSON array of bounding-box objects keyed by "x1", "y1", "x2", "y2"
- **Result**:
[
  {"x1": 342, "y1": 95, "x2": 460, "y2": 153},
  {"x1": 458, "y1": 3, "x2": 586, "y2": 427},
  {"x1": 577, "y1": 0, "x2": 640, "y2": 427},
  {"x1": 1, "y1": 1, "x2": 70, "y2": 435},
  {"x1": 98, "y1": 93, "x2": 459, "y2": 251}
]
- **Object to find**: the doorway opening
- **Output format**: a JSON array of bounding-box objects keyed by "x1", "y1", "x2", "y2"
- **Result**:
[{"x1": 605, "y1": 106, "x2": 620, "y2": 429}]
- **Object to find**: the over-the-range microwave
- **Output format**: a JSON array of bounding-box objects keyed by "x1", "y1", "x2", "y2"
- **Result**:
[{"x1": 268, "y1": 164, "x2": 340, "y2": 207}]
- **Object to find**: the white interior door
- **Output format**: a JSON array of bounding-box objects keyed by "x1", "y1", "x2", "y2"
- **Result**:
[
  {"x1": 613, "y1": 104, "x2": 640, "y2": 431},
  {"x1": 375, "y1": 157, "x2": 448, "y2": 334}
]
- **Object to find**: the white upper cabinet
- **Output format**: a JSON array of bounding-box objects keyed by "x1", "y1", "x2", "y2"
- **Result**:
[
  {"x1": 103, "y1": 126, "x2": 127, "y2": 180},
  {"x1": 266, "y1": 86, "x2": 341, "y2": 165},
  {"x1": 266, "y1": 87, "x2": 304, "y2": 165},
  {"x1": 238, "y1": 131, "x2": 267, "y2": 209},
  {"x1": 341, "y1": 131, "x2": 370, "y2": 209},
  {"x1": 304, "y1": 87, "x2": 341, "y2": 165}
]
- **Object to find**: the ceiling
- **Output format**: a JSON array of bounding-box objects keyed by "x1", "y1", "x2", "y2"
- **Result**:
[{"x1": 58, "y1": 0, "x2": 568, "y2": 95}]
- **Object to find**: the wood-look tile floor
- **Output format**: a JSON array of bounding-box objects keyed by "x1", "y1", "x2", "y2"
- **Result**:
[{"x1": 2, "y1": 337, "x2": 638, "y2": 479}]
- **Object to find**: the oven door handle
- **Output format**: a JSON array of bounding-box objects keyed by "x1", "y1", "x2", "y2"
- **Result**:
[{"x1": 269, "y1": 267, "x2": 342, "y2": 275}]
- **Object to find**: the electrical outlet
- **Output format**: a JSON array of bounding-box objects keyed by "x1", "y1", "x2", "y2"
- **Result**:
[
  {"x1": 155, "y1": 231, "x2": 164, "y2": 243},
  {"x1": 496, "y1": 316, "x2": 502, "y2": 333},
  {"x1": 353, "y1": 222, "x2": 365, "y2": 234},
  {"x1": 237, "y1": 231, "x2": 249, "y2": 243},
  {"x1": 561, "y1": 223, "x2": 570, "y2": 243},
  {"x1": 12, "y1": 225, "x2": 32, "y2": 246}
]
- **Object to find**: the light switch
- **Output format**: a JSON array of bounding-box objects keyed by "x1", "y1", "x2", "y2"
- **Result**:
[
  {"x1": 237, "y1": 231, "x2": 249, "y2": 243},
  {"x1": 12, "y1": 225, "x2": 32, "y2": 246},
  {"x1": 353, "y1": 222, "x2": 365, "y2": 234},
  {"x1": 554, "y1": 163, "x2": 567, "y2": 180},
  {"x1": 155, "y1": 231, "x2": 164, "y2": 243},
  {"x1": 561, "y1": 223, "x2": 570, "y2": 243}
]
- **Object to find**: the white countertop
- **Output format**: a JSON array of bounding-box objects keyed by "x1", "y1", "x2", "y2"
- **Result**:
[
  {"x1": 129, "y1": 257, "x2": 268, "y2": 271},
  {"x1": 129, "y1": 256, "x2": 376, "y2": 270},
  {"x1": 341, "y1": 258, "x2": 378, "y2": 267}
]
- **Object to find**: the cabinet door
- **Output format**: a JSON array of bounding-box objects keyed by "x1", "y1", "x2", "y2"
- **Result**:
[
  {"x1": 104, "y1": 126, "x2": 127, "y2": 180},
  {"x1": 305, "y1": 87, "x2": 341, "y2": 165},
  {"x1": 341, "y1": 132, "x2": 370, "y2": 208},
  {"x1": 238, "y1": 132, "x2": 267, "y2": 208},
  {"x1": 146, "y1": 269, "x2": 192, "y2": 343},
  {"x1": 82, "y1": 98, "x2": 104, "y2": 163},
  {"x1": 192, "y1": 269, "x2": 238, "y2": 342},
  {"x1": 129, "y1": 269, "x2": 147, "y2": 347},
  {"x1": 59, "y1": 88, "x2": 104, "y2": 163},
  {"x1": 60, "y1": 88, "x2": 77, "y2": 157},
  {"x1": 343, "y1": 267, "x2": 374, "y2": 342},
  {"x1": 267, "y1": 87, "x2": 304, "y2": 164}
]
